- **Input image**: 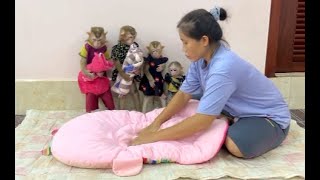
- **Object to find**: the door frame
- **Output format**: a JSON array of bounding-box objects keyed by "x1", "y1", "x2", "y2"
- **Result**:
[
  {"x1": 265, "y1": 0, "x2": 281, "y2": 77},
  {"x1": 265, "y1": 0, "x2": 305, "y2": 77}
]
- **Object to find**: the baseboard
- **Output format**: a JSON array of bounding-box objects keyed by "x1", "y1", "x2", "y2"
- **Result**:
[
  {"x1": 15, "y1": 77, "x2": 305, "y2": 115},
  {"x1": 275, "y1": 72, "x2": 305, "y2": 77},
  {"x1": 15, "y1": 79, "x2": 85, "y2": 114}
]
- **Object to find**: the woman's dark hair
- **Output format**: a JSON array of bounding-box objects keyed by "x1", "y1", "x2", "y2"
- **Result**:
[{"x1": 177, "y1": 7, "x2": 228, "y2": 45}]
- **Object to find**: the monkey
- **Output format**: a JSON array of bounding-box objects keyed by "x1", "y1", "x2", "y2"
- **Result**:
[{"x1": 139, "y1": 41, "x2": 168, "y2": 113}]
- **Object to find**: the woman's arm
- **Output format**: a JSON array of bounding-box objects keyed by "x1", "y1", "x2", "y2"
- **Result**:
[
  {"x1": 136, "y1": 90, "x2": 192, "y2": 137},
  {"x1": 153, "y1": 90, "x2": 192, "y2": 126},
  {"x1": 131, "y1": 113, "x2": 216, "y2": 145},
  {"x1": 156, "y1": 113, "x2": 216, "y2": 141}
]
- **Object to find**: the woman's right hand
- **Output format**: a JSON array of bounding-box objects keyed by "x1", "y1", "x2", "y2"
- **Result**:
[{"x1": 138, "y1": 122, "x2": 161, "y2": 136}]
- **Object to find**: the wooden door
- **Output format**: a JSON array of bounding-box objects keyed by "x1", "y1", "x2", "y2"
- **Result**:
[{"x1": 265, "y1": 0, "x2": 305, "y2": 77}]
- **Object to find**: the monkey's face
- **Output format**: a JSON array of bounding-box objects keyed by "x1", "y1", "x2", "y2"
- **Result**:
[
  {"x1": 149, "y1": 45, "x2": 163, "y2": 59},
  {"x1": 89, "y1": 34, "x2": 106, "y2": 49},
  {"x1": 169, "y1": 64, "x2": 182, "y2": 77},
  {"x1": 123, "y1": 33, "x2": 135, "y2": 45}
]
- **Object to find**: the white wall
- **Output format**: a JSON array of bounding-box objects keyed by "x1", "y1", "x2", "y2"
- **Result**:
[{"x1": 15, "y1": 0, "x2": 271, "y2": 80}]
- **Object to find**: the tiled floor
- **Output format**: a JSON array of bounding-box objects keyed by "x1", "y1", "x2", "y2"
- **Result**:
[{"x1": 15, "y1": 109, "x2": 305, "y2": 128}]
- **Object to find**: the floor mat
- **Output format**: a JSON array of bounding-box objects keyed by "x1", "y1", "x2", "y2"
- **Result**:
[{"x1": 15, "y1": 110, "x2": 305, "y2": 179}]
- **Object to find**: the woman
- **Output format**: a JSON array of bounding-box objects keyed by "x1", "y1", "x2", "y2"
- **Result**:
[{"x1": 131, "y1": 6, "x2": 291, "y2": 159}]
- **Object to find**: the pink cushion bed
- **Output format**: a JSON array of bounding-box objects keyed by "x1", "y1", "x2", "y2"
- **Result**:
[{"x1": 51, "y1": 100, "x2": 229, "y2": 176}]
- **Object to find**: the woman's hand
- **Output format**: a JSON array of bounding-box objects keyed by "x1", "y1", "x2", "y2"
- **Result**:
[
  {"x1": 138, "y1": 122, "x2": 160, "y2": 136},
  {"x1": 130, "y1": 131, "x2": 157, "y2": 146},
  {"x1": 130, "y1": 123, "x2": 161, "y2": 145}
]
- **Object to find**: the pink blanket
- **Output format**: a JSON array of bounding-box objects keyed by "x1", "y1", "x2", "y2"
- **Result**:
[{"x1": 51, "y1": 100, "x2": 229, "y2": 176}]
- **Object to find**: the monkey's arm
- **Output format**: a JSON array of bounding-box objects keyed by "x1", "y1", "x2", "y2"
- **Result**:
[
  {"x1": 114, "y1": 59, "x2": 130, "y2": 81},
  {"x1": 143, "y1": 63, "x2": 154, "y2": 82}
]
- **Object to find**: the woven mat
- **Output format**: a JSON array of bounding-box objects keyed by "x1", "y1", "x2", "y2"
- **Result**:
[{"x1": 15, "y1": 109, "x2": 305, "y2": 179}]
